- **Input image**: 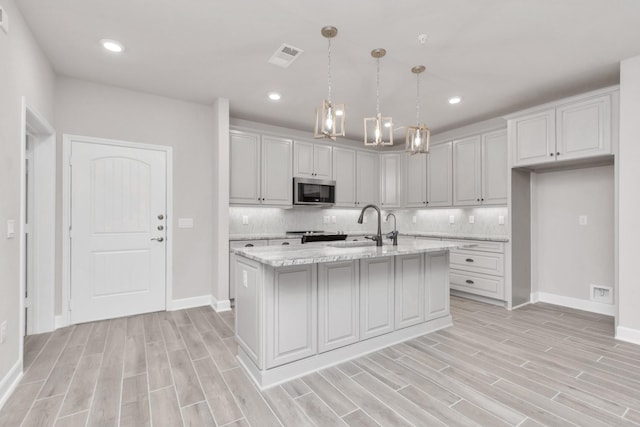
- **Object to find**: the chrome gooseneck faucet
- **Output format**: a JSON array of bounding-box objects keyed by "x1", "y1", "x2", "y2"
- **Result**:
[
  {"x1": 357, "y1": 204, "x2": 383, "y2": 246},
  {"x1": 386, "y1": 213, "x2": 398, "y2": 246}
]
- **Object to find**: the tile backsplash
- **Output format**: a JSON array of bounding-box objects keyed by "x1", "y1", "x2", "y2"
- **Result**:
[{"x1": 229, "y1": 206, "x2": 509, "y2": 236}]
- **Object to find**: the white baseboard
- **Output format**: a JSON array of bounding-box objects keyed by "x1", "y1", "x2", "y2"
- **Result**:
[
  {"x1": 169, "y1": 295, "x2": 212, "y2": 311},
  {"x1": 531, "y1": 292, "x2": 616, "y2": 316},
  {"x1": 616, "y1": 326, "x2": 640, "y2": 345},
  {"x1": 55, "y1": 315, "x2": 68, "y2": 329},
  {"x1": 0, "y1": 360, "x2": 23, "y2": 411},
  {"x1": 211, "y1": 296, "x2": 231, "y2": 312}
]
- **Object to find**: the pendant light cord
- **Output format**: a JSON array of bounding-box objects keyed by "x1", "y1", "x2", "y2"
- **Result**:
[
  {"x1": 376, "y1": 57, "x2": 381, "y2": 116},
  {"x1": 416, "y1": 72, "x2": 420, "y2": 125},
  {"x1": 327, "y1": 37, "x2": 332, "y2": 103}
]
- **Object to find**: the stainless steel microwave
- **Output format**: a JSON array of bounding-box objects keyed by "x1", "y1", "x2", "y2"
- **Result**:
[{"x1": 293, "y1": 177, "x2": 336, "y2": 206}]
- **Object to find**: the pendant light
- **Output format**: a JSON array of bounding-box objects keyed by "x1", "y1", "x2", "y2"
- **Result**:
[
  {"x1": 405, "y1": 65, "x2": 431, "y2": 154},
  {"x1": 364, "y1": 48, "x2": 393, "y2": 146},
  {"x1": 314, "y1": 26, "x2": 345, "y2": 141}
]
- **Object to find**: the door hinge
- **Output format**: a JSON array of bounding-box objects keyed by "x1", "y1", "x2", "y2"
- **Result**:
[
  {"x1": 24, "y1": 297, "x2": 31, "y2": 308},
  {"x1": 68, "y1": 156, "x2": 73, "y2": 166},
  {"x1": 69, "y1": 226, "x2": 72, "y2": 239}
]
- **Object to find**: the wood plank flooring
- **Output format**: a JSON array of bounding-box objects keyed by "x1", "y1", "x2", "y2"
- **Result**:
[{"x1": 2, "y1": 296, "x2": 640, "y2": 426}]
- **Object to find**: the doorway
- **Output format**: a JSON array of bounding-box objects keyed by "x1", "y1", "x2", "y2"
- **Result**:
[{"x1": 62, "y1": 135, "x2": 173, "y2": 325}]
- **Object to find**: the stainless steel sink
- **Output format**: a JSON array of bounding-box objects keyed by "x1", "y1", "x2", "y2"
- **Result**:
[{"x1": 327, "y1": 241, "x2": 376, "y2": 248}]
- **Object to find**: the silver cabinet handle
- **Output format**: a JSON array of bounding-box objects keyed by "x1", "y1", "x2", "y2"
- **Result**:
[{"x1": 151, "y1": 237, "x2": 164, "y2": 242}]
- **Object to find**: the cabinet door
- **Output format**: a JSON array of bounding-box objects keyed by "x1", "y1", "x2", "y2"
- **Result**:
[
  {"x1": 314, "y1": 144, "x2": 333, "y2": 179},
  {"x1": 403, "y1": 152, "x2": 427, "y2": 207},
  {"x1": 510, "y1": 109, "x2": 555, "y2": 167},
  {"x1": 356, "y1": 151, "x2": 380, "y2": 206},
  {"x1": 481, "y1": 130, "x2": 508, "y2": 205},
  {"x1": 293, "y1": 141, "x2": 315, "y2": 178},
  {"x1": 453, "y1": 136, "x2": 482, "y2": 206},
  {"x1": 332, "y1": 147, "x2": 357, "y2": 207},
  {"x1": 234, "y1": 257, "x2": 261, "y2": 367},
  {"x1": 395, "y1": 254, "x2": 424, "y2": 329},
  {"x1": 425, "y1": 251, "x2": 449, "y2": 320},
  {"x1": 318, "y1": 261, "x2": 359, "y2": 353},
  {"x1": 426, "y1": 142, "x2": 453, "y2": 207},
  {"x1": 360, "y1": 258, "x2": 394, "y2": 340},
  {"x1": 380, "y1": 153, "x2": 402, "y2": 208},
  {"x1": 230, "y1": 131, "x2": 261, "y2": 204},
  {"x1": 261, "y1": 136, "x2": 292, "y2": 206},
  {"x1": 556, "y1": 95, "x2": 611, "y2": 161},
  {"x1": 265, "y1": 265, "x2": 317, "y2": 368}
]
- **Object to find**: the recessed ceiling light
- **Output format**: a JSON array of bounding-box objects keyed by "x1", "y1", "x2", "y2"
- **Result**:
[
  {"x1": 448, "y1": 96, "x2": 462, "y2": 105},
  {"x1": 268, "y1": 92, "x2": 281, "y2": 101},
  {"x1": 101, "y1": 39, "x2": 124, "y2": 53}
]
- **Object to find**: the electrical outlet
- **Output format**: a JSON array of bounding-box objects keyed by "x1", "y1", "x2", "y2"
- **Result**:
[
  {"x1": 498, "y1": 215, "x2": 505, "y2": 225},
  {"x1": 0, "y1": 321, "x2": 7, "y2": 344},
  {"x1": 412, "y1": 216, "x2": 417, "y2": 224},
  {"x1": 6, "y1": 219, "x2": 15, "y2": 239},
  {"x1": 449, "y1": 215, "x2": 455, "y2": 224},
  {"x1": 468, "y1": 215, "x2": 475, "y2": 224},
  {"x1": 242, "y1": 271, "x2": 248, "y2": 288},
  {"x1": 242, "y1": 215, "x2": 249, "y2": 225}
]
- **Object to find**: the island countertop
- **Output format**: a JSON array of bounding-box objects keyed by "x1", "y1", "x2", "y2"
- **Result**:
[{"x1": 232, "y1": 240, "x2": 474, "y2": 267}]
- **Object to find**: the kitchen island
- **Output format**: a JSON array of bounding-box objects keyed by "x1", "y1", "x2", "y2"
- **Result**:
[{"x1": 232, "y1": 240, "x2": 471, "y2": 389}]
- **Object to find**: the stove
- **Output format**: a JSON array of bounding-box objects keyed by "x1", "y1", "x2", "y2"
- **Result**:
[{"x1": 286, "y1": 230, "x2": 348, "y2": 244}]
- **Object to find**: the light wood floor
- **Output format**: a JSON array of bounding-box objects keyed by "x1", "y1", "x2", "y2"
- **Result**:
[{"x1": 2, "y1": 296, "x2": 640, "y2": 427}]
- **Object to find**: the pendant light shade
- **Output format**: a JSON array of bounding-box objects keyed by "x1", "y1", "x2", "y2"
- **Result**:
[
  {"x1": 364, "y1": 48, "x2": 393, "y2": 146},
  {"x1": 314, "y1": 26, "x2": 345, "y2": 141},
  {"x1": 405, "y1": 65, "x2": 431, "y2": 154}
]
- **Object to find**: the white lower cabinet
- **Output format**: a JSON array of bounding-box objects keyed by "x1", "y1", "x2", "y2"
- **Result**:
[
  {"x1": 425, "y1": 252, "x2": 450, "y2": 320},
  {"x1": 229, "y1": 240, "x2": 268, "y2": 300},
  {"x1": 265, "y1": 264, "x2": 317, "y2": 369},
  {"x1": 395, "y1": 254, "x2": 425, "y2": 329},
  {"x1": 449, "y1": 240, "x2": 506, "y2": 301},
  {"x1": 318, "y1": 261, "x2": 359, "y2": 353},
  {"x1": 359, "y1": 257, "x2": 395, "y2": 340}
]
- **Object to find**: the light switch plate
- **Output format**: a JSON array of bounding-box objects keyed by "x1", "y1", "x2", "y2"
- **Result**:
[
  {"x1": 6, "y1": 219, "x2": 15, "y2": 239},
  {"x1": 412, "y1": 216, "x2": 417, "y2": 224},
  {"x1": 498, "y1": 215, "x2": 505, "y2": 225},
  {"x1": 178, "y1": 218, "x2": 194, "y2": 228},
  {"x1": 468, "y1": 215, "x2": 475, "y2": 224},
  {"x1": 242, "y1": 216, "x2": 249, "y2": 225},
  {"x1": 579, "y1": 215, "x2": 588, "y2": 226},
  {"x1": 449, "y1": 215, "x2": 455, "y2": 224}
]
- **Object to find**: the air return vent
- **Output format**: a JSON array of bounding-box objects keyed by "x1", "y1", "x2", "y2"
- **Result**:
[{"x1": 268, "y1": 43, "x2": 304, "y2": 68}]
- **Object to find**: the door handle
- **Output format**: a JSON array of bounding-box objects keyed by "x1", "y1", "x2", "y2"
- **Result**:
[{"x1": 151, "y1": 237, "x2": 164, "y2": 242}]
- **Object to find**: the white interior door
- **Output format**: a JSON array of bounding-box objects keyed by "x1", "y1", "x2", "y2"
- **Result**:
[{"x1": 70, "y1": 140, "x2": 167, "y2": 323}]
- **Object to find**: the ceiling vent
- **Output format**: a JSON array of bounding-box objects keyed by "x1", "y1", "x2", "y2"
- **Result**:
[{"x1": 268, "y1": 43, "x2": 304, "y2": 68}]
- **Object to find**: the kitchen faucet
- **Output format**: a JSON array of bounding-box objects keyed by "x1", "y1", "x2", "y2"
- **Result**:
[
  {"x1": 386, "y1": 213, "x2": 398, "y2": 246},
  {"x1": 357, "y1": 204, "x2": 383, "y2": 247}
]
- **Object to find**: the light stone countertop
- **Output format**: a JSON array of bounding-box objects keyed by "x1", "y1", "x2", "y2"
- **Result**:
[
  {"x1": 229, "y1": 232, "x2": 508, "y2": 242},
  {"x1": 232, "y1": 240, "x2": 475, "y2": 267}
]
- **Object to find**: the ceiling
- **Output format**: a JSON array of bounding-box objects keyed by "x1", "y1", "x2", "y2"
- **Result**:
[{"x1": 17, "y1": 0, "x2": 640, "y2": 141}]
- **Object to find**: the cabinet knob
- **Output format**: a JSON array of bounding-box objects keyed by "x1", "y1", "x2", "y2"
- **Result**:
[
  {"x1": 465, "y1": 279, "x2": 474, "y2": 284},
  {"x1": 556, "y1": 152, "x2": 560, "y2": 156},
  {"x1": 549, "y1": 153, "x2": 554, "y2": 156},
  {"x1": 481, "y1": 198, "x2": 484, "y2": 202},
  {"x1": 476, "y1": 198, "x2": 480, "y2": 202},
  {"x1": 465, "y1": 258, "x2": 474, "y2": 263}
]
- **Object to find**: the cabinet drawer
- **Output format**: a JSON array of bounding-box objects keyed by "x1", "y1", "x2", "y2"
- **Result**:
[
  {"x1": 450, "y1": 270, "x2": 505, "y2": 300},
  {"x1": 448, "y1": 239, "x2": 504, "y2": 253},
  {"x1": 230, "y1": 240, "x2": 268, "y2": 250},
  {"x1": 268, "y1": 238, "x2": 302, "y2": 246},
  {"x1": 449, "y1": 250, "x2": 504, "y2": 276}
]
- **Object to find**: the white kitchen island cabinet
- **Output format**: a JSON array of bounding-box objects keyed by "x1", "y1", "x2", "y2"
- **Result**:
[{"x1": 232, "y1": 240, "x2": 467, "y2": 389}]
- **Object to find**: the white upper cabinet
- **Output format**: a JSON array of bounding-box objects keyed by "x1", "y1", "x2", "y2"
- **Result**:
[
  {"x1": 481, "y1": 130, "x2": 508, "y2": 205},
  {"x1": 230, "y1": 130, "x2": 261, "y2": 205},
  {"x1": 427, "y1": 142, "x2": 453, "y2": 207},
  {"x1": 332, "y1": 147, "x2": 357, "y2": 207},
  {"x1": 293, "y1": 141, "x2": 332, "y2": 179},
  {"x1": 230, "y1": 130, "x2": 292, "y2": 206},
  {"x1": 453, "y1": 130, "x2": 507, "y2": 206},
  {"x1": 356, "y1": 151, "x2": 379, "y2": 207},
  {"x1": 403, "y1": 152, "x2": 427, "y2": 207},
  {"x1": 510, "y1": 89, "x2": 615, "y2": 167},
  {"x1": 453, "y1": 135, "x2": 482, "y2": 206},
  {"x1": 380, "y1": 153, "x2": 402, "y2": 208}
]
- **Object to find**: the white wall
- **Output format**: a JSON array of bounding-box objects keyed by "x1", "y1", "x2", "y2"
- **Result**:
[
  {"x1": 0, "y1": 0, "x2": 55, "y2": 397},
  {"x1": 532, "y1": 165, "x2": 614, "y2": 309},
  {"x1": 618, "y1": 55, "x2": 640, "y2": 343},
  {"x1": 54, "y1": 77, "x2": 217, "y2": 310}
]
